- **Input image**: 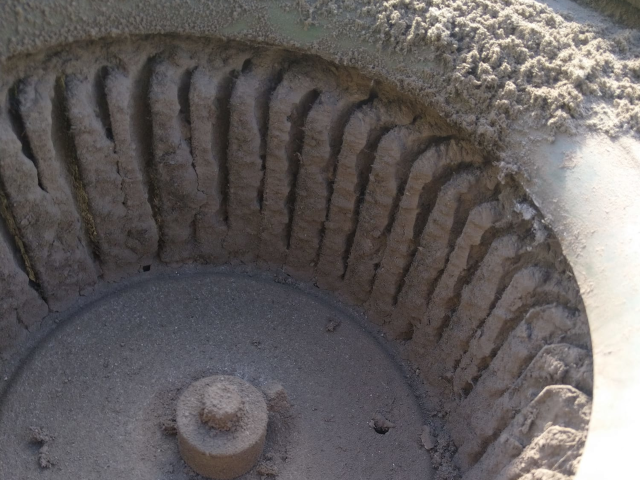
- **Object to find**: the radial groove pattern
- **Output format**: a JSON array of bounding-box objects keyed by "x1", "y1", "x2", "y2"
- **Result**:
[{"x1": 0, "y1": 39, "x2": 592, "y2": 480}]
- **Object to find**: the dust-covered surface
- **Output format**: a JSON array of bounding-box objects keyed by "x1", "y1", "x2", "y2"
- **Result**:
[
  {"x1": 0, "y1": 270, "x2": 436, "y2": 480},
  {"x1": 0, "y1": 35, "x2": 594, "y2": 480},
  {"x1": 0, "y1": 0, "x2": 638, "y2": 156},
  {"x1": 563, "y1": 0, "x2": 640, "y2": 28},
  {"x1": 305, "y1": 0, "x2": 640, "y2": 141}
]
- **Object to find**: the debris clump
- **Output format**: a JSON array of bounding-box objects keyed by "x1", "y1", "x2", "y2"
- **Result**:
[
  {"x1": 325, "y1": 317, "x2": 341, "y2": 332},
  {"x1": 313, "y1": 0, "x2": 640, "y2": 143},
  {"x1": 29, "y1": 426, "x2": 55, "y2": 469}
]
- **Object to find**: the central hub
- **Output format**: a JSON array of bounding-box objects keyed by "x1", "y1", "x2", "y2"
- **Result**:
[
  {"x1": 201, "y1": 383, "x2": 243, "y2": 431},
  {"x1": 176, "y1": 375, "x2": 268, "y2": 480}
]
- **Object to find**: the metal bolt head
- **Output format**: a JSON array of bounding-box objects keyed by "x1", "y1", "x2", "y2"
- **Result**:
[{"x1": 177, "y1": 376, "x2": 268, "y2": 479}]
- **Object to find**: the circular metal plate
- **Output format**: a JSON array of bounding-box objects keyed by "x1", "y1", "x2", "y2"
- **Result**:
[{"x1": 0, "y1": 271, "x2": 432, "y2": 479}]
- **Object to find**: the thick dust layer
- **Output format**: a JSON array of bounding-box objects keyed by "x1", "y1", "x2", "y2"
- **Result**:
[
  {"x1": 0, "y1": 271, "x2": 433, "y2": 480},
  {"x1": 0, "y1": 0, "x2": 638, "y2": 153},
  {"x1": 306, "y1": 0, "x2": 640, "y2": 141}
]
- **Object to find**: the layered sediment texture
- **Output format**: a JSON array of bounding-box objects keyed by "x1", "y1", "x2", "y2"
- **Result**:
[{"x1": 0, "y1": 38, "x2": 592, "y2": 480}]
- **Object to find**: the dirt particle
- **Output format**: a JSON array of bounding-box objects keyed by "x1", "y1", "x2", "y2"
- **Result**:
[
  {"x1": 325, "y1": 317, "x2": 341, "y2": 332},
  {"x1": 160, "y1": 417, "x2": 177, "y2": 436},
  {"x1": 263, "y1": 381, "x2": 291, "y2": 413},
  {"x1": 29, "y1": 426, "x2": 55, "y2": 469},
  {"x1": 29, "y1": 426, "x2": 54, "y2": 444},
  {"x1": 274, "y1": 272, "x2": 294, "y2": 285},
  {"x1": 256, "y1": 460, "x2": 278, "y2": 477},
  {"x1": 37, "y1": 444, "x2": 54, "y2": 469},
  {"x1": 421, "y1": 424, "x2": 436, "y2": 450}
]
